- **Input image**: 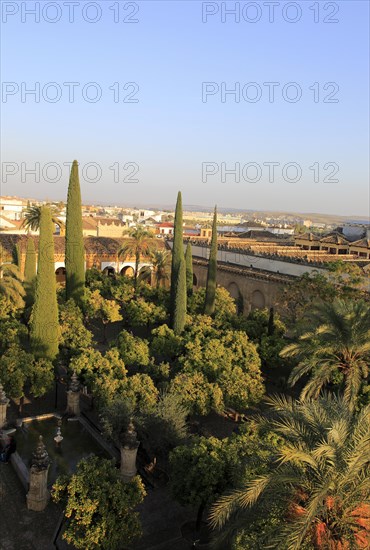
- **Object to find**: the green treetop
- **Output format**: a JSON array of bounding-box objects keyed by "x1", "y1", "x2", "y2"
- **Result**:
[
  {"x1": 173, "y1": 255, "x2": 187, "y2": 335},
  {"x1": 52, "y1": 456, "x2": 146, "y2": 550},
  {"x1": 170, "y1": 191, "x2": 183, "y2": 325},
  {"x1": 204, "y1": 206, "x2": 218, "y2": 315},
  {"x1": 65, "y1": 160, "x2": 85, "y2": 305},
  {"x1": 24, "y1": 237, "x2": 37, "y2": 307},
  {"x1": 30, "y1": 205, "x2": 59, "y2": 360}
]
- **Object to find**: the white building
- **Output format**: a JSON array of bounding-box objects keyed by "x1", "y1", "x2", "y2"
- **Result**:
[{"x1": 0, "y1": 196, "x2": 27, "y2": 220}]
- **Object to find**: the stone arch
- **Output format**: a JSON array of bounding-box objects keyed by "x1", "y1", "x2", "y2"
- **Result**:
[
  {"x1": 251, "y1": 289, "x2": 265, "y2": 310},
  {"x1": 138, "y1": 265, "x2": 152, "y2": 283},
  {"x1": 120, "y1": 265, "x2": 134, "y2": 277},
  {"x1": 193, "y1": 273, "x2": 198, "y2": 287},
  {"x1": 103, "y1": 266, "x2": 115, "y2": 276},
  {"x1": 55, "y1": 267, "x2": 66, "y2": 284},
  {"x1": 227, "y1": 282, "x2": 243, "y2": 314},
  {"x1": 227, "y1": 282, "x2": 240, "y2": 300}
]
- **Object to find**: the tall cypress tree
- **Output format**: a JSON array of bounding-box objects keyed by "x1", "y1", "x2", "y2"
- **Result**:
[
  {"x1": 173, "y1": 256, "x2": 187, "y2": 335},
  {"x1": 204, "y1": 206, "x2": 218, "y2": 316},
  {"x1": 185, "y1": 242, "x2": 193, "y2": 296},
  {"x1": 66, "y1": 160, "x2": 85, "y2": 305},
  {"x1": 268, "y1": 307, "x2": 275, "y2": 336},
  {"x1": 12, "y1": 243, "x2": 22, "y2": 272},
  {"x1": 170, "y1": 191, "x2": 183, "y2": 325},
  {"x1": 30, "y1": 206, "x2": 59, "y2": 360},
  {"x1": 24, "y1": 237, "x2": 37, "y2": 307}
]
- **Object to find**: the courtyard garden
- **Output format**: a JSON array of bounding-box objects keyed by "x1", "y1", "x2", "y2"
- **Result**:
[{"x1": 0, "y1": 163, "x2": 369, "y2": 549}]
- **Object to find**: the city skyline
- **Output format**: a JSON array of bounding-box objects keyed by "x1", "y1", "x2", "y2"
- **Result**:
[{"x1": 1, "y1": 190, "x2": 368, "y2": 222}]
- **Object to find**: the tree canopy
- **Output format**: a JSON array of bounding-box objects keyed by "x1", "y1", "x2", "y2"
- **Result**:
[{"x1": 52, "y1": 457, "x2": 146, "y2": 550}]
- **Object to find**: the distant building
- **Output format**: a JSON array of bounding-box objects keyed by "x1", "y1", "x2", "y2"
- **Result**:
[
  {"x1": 342, "y1": 224, "x2": 370, "y2": 241},
  {"x1": 349, "y1": 238, "x2": 370, "y2": 259},
  {"x1": 183, "y1": 226, "x2": 200, "y2": 237},
  {"x1": 319, "y1": 233, "x2": 349, "y2": 255},
  {"x1": 137, "y1": 209, "x2": 157, "y2": 221},
  {"x1": 0, "y1": 234, "x2": 165, "y2": 282},
  {"x1": 156, "y1": 222, "x2": 174, "y2": 236},
  {"x1": 0, "y1": 196, "x2": 27, "y2": 220},
  {"x1": 294, "y1": 230, "x2": 370, "y2": 259},
  {"x1": 0, "y1": 215, "x2": 27, "y2": 233},
  {"x1": 82, "y1": 216, "x2": 126, "y2": 238},
  {"x1": 294, "y1": 233, "x2": 321, "y2": 250}
]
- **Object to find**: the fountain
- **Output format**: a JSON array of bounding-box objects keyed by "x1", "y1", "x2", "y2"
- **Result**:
[
  {"x1": 9, "y1": 383, "x2": 119, "y2": 514},
  {"x1": 16, "y1": 416, "x2": 112, "y2": 484},
  {"x1": 54, "y1": 420, "x2": 63, "y2": 446}
]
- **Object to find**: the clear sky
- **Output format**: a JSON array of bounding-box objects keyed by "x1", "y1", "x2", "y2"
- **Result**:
[{"x1": 1, "y1": 0, "x2": 369, "y2": 216}]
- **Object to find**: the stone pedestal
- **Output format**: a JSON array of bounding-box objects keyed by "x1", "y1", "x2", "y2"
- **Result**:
[
  {"x1": 120, "y1": 421, "x2": 140, "y2": 483},
  {"x1": 0, "y1": 384, "x2": 9, "y2": 429},
  {"x1": 66, "y1": 372, "x2": 80, "y2": 416},
  {"x1": 66, "y1": 390, "x2": 80, "y2": 416},
  {"x1": 27, "y1": 436, "x2": 50, "y2": 512}
]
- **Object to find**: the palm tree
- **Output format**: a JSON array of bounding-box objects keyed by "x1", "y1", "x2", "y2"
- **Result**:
[
  {"x1": 150, "y1": 250, "x2": 171, "y2": 288},
  {"x1": 21, "y1": 204, "x2": 64, "y2": 234},
  {"x1": 281, "y1": 300, "x2": 370, "y2": 409},
  {"x1": 0, "y1": 251, "x2": 25, "y2": 310},
  {"x1": 138, "y1": 250, "x2": 171, "y2": 288},
  {"x1": 118, "y1": 226, "x2": 157, "y2": 287},
  {"x1": 210, "y1": 394, "x2": 370, "y2": 550}
]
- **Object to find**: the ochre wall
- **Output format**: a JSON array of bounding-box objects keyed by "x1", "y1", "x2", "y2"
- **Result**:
[{"x1": 192, "y1": 261, "x2": 288, "y2": 315}]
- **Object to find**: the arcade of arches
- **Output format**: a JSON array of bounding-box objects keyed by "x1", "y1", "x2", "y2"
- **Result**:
[
  {"x1": 54, "y1": 260, "x2": 280, "y2": 314},
  {"x1": 192, "y1": 260, "x2": 286, "y2": 315}
]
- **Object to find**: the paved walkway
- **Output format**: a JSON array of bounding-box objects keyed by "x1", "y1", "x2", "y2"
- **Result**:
[{"x1": 0, "y1": 462, "x2": 62, "y2": 550}]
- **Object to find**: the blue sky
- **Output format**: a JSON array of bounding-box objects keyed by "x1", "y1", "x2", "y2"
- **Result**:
[{"x1": 1, "y1": 0, "x2": 369, "y2": 216}]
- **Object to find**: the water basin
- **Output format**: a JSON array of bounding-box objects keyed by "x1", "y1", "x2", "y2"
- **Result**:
[{"x1": 16, "y1": 417, "x2": 109, "y2": 483}]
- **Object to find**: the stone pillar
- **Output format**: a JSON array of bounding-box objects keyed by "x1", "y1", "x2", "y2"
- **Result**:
[
  {"x1": 66, "y1": 372, "x2": 80, "y2": 416},
  {"x1": 27, "y1": 436, "x2": 51, "y2": 512},
  {"x1": 0, "y1": 384, "x2": 9, "y2": 429},
  {"x1": 120, "y1": 421, "x2": 140, "y2": 483}
]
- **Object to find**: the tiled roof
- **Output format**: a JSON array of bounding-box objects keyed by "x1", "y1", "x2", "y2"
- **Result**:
[
  {"x1": 82, "y1": 216, "x2": 126, "y2": 230},
  {"x1": 96, "y1": 217, "x2": 125, "y2": 226},
  {"x1": 237, "y1": 230, "x2": 291, "y2": 241},
  {"x1": 156, "y1": 222, "x2": 174, "y2": 228},
  {"x1": 349, "y1": 238, "x2": 370, "y2": 249},
  {"x1": 295, "y1": 232, "x2": 320, "y2": 242},
  {"x1": 320, "y1": 233, "x2": 349, "y2": 245},
  {"x1": 0, "y1": 234, "x2": 165, "y2": 259},
  {"x1": 82, "y1": 218, "x2": 98, "y2": 230}
]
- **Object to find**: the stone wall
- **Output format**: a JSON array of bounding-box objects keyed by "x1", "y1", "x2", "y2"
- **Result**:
[
  {"x1": 192, "y1": 260, "x2": 289, "y2": 315},
  {"x1": 97, "y1": 222, "x2": 126, "y2": 238}
]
